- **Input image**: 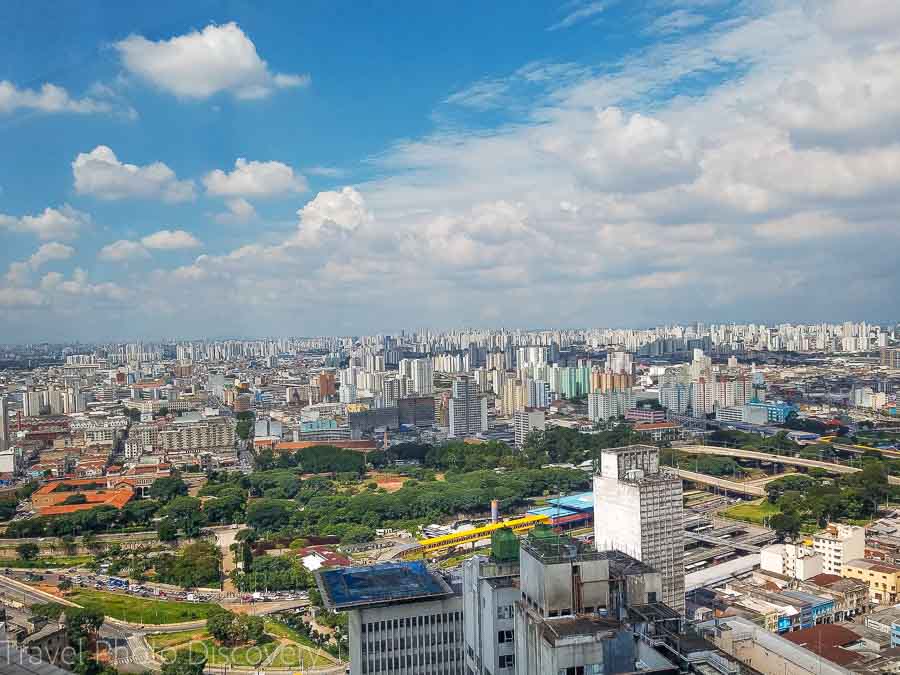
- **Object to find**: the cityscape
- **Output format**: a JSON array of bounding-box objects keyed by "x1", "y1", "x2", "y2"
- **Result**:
[{"x1": 4, "y1": 1, "x2": 900, "y2": 675}]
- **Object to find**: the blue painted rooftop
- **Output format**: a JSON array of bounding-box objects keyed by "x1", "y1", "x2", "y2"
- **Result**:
[
  {"x1": 315, "y1": 560, "x2": 452, "y2": 610},
  {"x1": 547, "y1": 491, "x2": 595, "y2": 513}
]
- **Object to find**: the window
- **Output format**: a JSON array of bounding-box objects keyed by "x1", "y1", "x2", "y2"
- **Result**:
[
  {"x1": 497, "y1": 604, "x2": 514, "y2": 620},
  {"x1": 498, "y1": 630, "x2": 513, "y2": 644},
  {"x1": 499, "y1": 655, "x2": 515, "y2": 669},
  {"x1": 648, "y1": 591, "x2": 657, "y2": 602}
]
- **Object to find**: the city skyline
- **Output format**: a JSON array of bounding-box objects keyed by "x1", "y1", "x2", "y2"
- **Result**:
[{"x1": 3, "y1": 1, "x2": 900, "y2": 340}]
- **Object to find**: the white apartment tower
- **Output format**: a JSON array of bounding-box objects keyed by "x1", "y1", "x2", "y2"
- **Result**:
[
  {"x1": 593, "y1": 444, "x2": 685, "y2": 613},
  {"x1": 448, "y1": 375, "x2": 487, "y2": 438},
  {"x1": 513, "y1": 409, "x2": 545, "y2": 448}
]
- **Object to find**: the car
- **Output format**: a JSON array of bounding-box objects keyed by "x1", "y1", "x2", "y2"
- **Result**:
[{"x1": 44, "y1": 570, "x2": 53, "y2": 574}]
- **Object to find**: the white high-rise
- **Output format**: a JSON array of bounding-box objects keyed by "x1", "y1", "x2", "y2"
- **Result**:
[
  {"x1": 448, "y1": 375, "x2": 487, "y2": 438},
  {"x1": 593, "y1": 444, "x2": 685, "y2": 613}
]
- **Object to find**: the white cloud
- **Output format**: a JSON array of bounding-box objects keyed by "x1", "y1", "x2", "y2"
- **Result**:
[
  {"x1": 73, "y1": 145, "x2": 195, "y2": 202},
  {"x1": 140, "y1": 229, "x2": 201, "y2": 250},
  {"x1": 204, "y1": 158, "x2": 307, "y2": 198},
  {"x1": 0, "y1": 80, "x2": 112, "y2": 115},
  {"x1": 1, "y1": 205, "x2": 89, "y2": 240},
  {"x1": 98, "y1": 239, "x2": 151, "y2": 262},
  {"x1": 6, "y1": 242, "x2": 74, "y2": 286},
  {"x1": 115, "y1": 22, "x2": 310, "y2": 100},
  {"x1": 0, "y1": 287, "x2": 44, "y2": 307},
  {"x1": 548, "y1": 2, "x2": 607, "y2": 31},
  {"x1": 213, "y1": 198, "x2": 257, "y2": 225},
  {"x1": 294, "y1": 187, "x2": 372, "y2": 246}
]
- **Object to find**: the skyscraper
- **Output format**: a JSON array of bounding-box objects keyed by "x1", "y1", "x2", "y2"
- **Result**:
[
  {"x1": 593, "y1": 444, "x2": 685, "y2": 613},
  {"x1": 0, "y1": 396, "x2": 8, "y2": 454},
  {"x1": 448, "y1": 375, "x2": 487, "y2": 438}
]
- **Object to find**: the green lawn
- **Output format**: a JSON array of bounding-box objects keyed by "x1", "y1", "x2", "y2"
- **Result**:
[
  {"x1": 69, "y1": 589, "x2": 215, "y2": 624},
  {"x1": 173, "y1": 638, "x2": 278, "y2": 667},
  {"x1": 146, "y1": 629, "x2": 209, "y2": 650},
  {"x1": 269, "y1": 642, "x2": 333, "y2": 668},
  {"x1": 264, "y1": 619, "x2": 321, "y2": 651},
  {"x1": 1, "y1": 556, "x2": 92, "y2": 569},
  {"x1": 722, "y1": 499, "x2": 780, "y2": 524}
]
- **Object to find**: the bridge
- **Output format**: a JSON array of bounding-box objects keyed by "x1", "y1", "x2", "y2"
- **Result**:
[
  {"x1": 409, "y1": 514, "x2": 551, "y2": 557},
  {"x1": 674, "y1": 468, "x2": 766, "y2": 497},
  {"x1": 832, "y1": 443, "x2": 900, "y2": 459},
  {"x1": 675, "y1": 445, "x2": 900, "y2": 485},
  {"x1": 683, "y1": 531, "x2": 761, "y2": 554}
]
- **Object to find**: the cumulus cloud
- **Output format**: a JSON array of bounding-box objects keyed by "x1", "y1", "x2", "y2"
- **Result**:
[
  {"x1": 115, "y1": 22, "x2": 310, "y2": 100},
  {"x1": 0, "y1": 205, "x2": 89, "y2": 241},
  {"x1": 213, "y1": 198, "x2": 257, "y2": 225},
  {"x1": 98, "y1": 239, "x2": 151, "y2": 262},
  {"x1": 140, "y1": 229, "x2": 201, "y2": 250},
  {"x1": 0, "y1": 81, "x2": 112, "y2": 115},
  {"x1": 294, "y1": 187, "x2": 372, "y2": 246},
  {"x1": 204, "y1": 158, "x2": 307, "y2": 198},
  {"x1": 10, "y1": 0, "x2": 900, "y2": 336},
  {"x1": 5, "y1": 242, "x2": 74, "y2": 286},
  {"x1": 73, "y1": 146, "x2": 195, "y2": 202}
]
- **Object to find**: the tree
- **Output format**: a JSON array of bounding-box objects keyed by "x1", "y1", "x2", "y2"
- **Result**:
[
  {"x1": 60, "y1": 535, "x2": 77, "y2": 555},
  {"x1": 17, "y1": 542, "x2": 39, "y2": 560},
  {"x1": 161, "y1": 649, "x2": 206, "y2": 675},
  {"x1": 154, "y1": 541, "x2": 221, "y2": 588},
  {"x1": 157, "y1": 519, "x2": 178, "y2": 542},
  {"x1": 162, "y1": 496, "x2": 206, "y2": 537},
  {"x1": 150, "y1": 476, "x2": 188, "y2": 503},
  {"x1": 58, "y1": 578, "x2": 73, "y2": 592},
  {"x1": 771, "y1": 511, "x2": 802, "y2": 542},
  {"x1": 246, "y1": 499, "x2": 290, "y2": 532}
]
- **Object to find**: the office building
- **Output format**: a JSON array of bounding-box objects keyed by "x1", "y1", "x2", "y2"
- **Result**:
[
  {"x1": 882, "y1": 347, "x2": 900, "y2": 369},
  {"x1": 513, "y1": 409, "x2": 545, "y2": 448},
  {"x1": 448, "y1": 375, "x2": 487, "y2": 438},
  {"x1": 593, "y1": 445, "x2": 685, "y2": 612},
  {"x1": 316, "y1": 561, "x2": 463, "y2": 675},
  {"x1": 842, "y1": 558, "x2": 900, "y2": 605}
]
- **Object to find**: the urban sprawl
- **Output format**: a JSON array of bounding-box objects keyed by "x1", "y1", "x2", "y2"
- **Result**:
[{"x1": 1, "y1": 322, "x2": 900, "y2": 675}]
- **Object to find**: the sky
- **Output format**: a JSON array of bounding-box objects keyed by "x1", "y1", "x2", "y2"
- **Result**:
[{"x1": 2, "y1": 0, "x2": 900, "y2": 342}]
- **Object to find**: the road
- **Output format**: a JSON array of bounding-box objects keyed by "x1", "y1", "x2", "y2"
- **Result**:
[
  {"x1": 675, "y1": 444, "x2": 900, "y2": 485},
  {"x1": 674, "y1": 469, "x2": 766, "y2": 497},
  {"x1": 211, "y1": 524, "x2": 246, "y2": 593}
]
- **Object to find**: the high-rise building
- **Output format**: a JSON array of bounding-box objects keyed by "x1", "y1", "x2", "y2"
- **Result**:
[
  {"x1": 593, "y1": 445, "x2": 685, "y2": 613},
  {"x1": 587, "y1": 389, "x2": 636, "y2": 422},
  {"x1": 316, "y1": 561, "x2": 464, "y2": 675},
  {"x1": 448, "y1": 375, "x2": 487, "y2": 438},
  {"x1": 0, "y1": 395, "x2": 9, "y2": 454},
  {"x1": 515, "y1": 527, "x2": 675, "y2": 675},
  {"x1": 882, "y1": 347, "x2": 900, "y2": 369},
  {"x1": 513, "y1": 409, "x2": 545, "y2": 448}
]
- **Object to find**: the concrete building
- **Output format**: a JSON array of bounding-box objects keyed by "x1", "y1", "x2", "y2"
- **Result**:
[
  {"x1": 760, "y1": 543, "x2": 824, "y2": 581},
  {"x1": 515, "y1": 527, "x2": 677, "y2": 675},
  {"x1": 462, "y1": 552, "x2": 520, "y2": 675},
  {"x1": 812, "y1": 524, "x2": 865, "y2": 575},
  {"x1": 701, "y1": 615, "x2": 852, "y2": 675},
  {"x1": 449, "y1": 375, "x2": 487, "y2": 438},
  {"x1": 0, "y1": 395, "x2": 9, "y2": 453},
  {"x1": 593, "y1": 445, "x2": 685, "y2": 613},
  {"x1": 316, "y1": 561, "x2": 463, "y2": 675},
  {"x1": 514, "y1": 409, "x2": 545, "y2": 448},
  {"x1": 587, "y1": 389, "x2": 636, "y2": 422},
  {"x1": 842, "y1": 558, "x2": 900, "y2": 605}
]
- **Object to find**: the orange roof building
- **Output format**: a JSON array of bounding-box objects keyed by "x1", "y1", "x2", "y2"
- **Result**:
[{"x1": 32, "y1": 478, "x2": 135, "y2": 516}]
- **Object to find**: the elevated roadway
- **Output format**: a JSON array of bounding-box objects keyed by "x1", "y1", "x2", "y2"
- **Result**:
[
  {"x1": 676, "y1": 445, "x2": 900, "y2": 485},
  {"x1": 674, "y1": 469, "x2": 766, "y2": 497}
]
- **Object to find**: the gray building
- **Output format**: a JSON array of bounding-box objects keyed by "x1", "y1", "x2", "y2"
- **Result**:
[
  {"x1": 462, "y1": 553, "x2": 520, "y2": 675},
  {"x1": 398, "y1": 396, "x2": 436, "y2": 428},
  {"x1": 317, "y1": 561, "x2": 464, "y2": 675},
  {"x1": 514, "y1": 527, "x2": 678, "y2": 675},
  {"x1": 593, "y1": 445, "x2": 685, "y2": 613}
]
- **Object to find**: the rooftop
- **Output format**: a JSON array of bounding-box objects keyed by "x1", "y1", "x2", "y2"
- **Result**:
[{"x1": 315, "y1": 561, "x2": 453, "y2": 611}]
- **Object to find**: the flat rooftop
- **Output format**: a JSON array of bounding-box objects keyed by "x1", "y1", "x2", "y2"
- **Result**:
[{"x1": 315, "y1": 561, "x2": 453, "y2": 611}]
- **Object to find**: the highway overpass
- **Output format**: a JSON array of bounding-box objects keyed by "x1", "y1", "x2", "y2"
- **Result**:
[
  {"x1": 675, "y1": 445, "x2": 900, "y2": 485},
  {"x1": 675, "y1": 468, "x2": 766, "y2": 497}
]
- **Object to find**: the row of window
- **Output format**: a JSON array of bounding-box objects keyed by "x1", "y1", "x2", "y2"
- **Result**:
[
  {"x1": 361, "y1": 648, "x2": 463, "y2": 674},
  {"x1": 361, "y1": 612, "x2": 462, "y2": 633}
]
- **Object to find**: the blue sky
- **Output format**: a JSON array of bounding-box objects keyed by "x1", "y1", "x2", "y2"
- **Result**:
[{"x1": 2, "y1": 0, "x2": 900, "y2": 341}]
